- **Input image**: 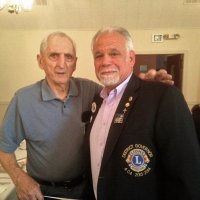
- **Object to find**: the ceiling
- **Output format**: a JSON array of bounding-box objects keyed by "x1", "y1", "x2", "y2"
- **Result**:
[{"x1": 0, "y1": 0, "x2": 200, "y2": 30}]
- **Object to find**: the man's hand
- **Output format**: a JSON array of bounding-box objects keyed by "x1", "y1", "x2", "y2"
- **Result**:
[
  {"x1": 15, "y1": 171, "x2": 44, "y2": 200},
  {"x1": 0, "y1": 151, "x2": 44, "y2": 200},
  {"x1": 138, "y1": 69, "x2": 174, "y2": 85}
]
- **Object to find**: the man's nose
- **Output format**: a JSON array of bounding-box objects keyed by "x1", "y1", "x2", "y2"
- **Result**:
[
  {"x1": 101, "y1": 54, "x2": 111, "y2": 67},
  {"x1": 56, "y1": 54, "x2": 66, "y2": 67}
]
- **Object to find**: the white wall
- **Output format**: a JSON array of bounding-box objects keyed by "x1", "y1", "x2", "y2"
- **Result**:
[{"x1": 0, "y1": 28, "x2": 200, "y2": 123}]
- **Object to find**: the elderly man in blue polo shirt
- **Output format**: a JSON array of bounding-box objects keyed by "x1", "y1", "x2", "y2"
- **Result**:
[{"x1": 0, "y1": 31, "x2": 173, "y2": 200}]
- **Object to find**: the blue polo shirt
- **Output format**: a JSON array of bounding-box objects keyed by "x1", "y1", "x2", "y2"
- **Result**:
[{"x1": 0, "y1": 77, "x2": 101, "y2": 181}]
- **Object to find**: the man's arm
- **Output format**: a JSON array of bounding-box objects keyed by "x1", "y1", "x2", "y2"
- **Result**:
[
  {"x1": 138, "y1": 69, "x2": 174, "y2": 85},
  {"x1": 0, "y1": 151, "x2": 44, "y2": 200},
  {"x1": 155, "y1": 86, "x2": 200, "y2": 198}
]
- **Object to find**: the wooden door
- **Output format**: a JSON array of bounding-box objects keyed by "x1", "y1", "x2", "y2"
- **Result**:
[{"x1": 166, "y1": 54, "x2": 183, "y2": 90}]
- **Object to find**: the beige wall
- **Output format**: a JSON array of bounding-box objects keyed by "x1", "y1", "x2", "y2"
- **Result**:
[
  {"x1": 132, "y1": 28, "x2": 200, "y2": 108},
  {"x1": 0, "y1": 28, "x2": 200, "y2": 123}
]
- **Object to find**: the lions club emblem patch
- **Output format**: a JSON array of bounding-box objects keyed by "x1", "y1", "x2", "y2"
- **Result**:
[{"x1": 122, "y1": 144, "x2": 153, "y2": 177}]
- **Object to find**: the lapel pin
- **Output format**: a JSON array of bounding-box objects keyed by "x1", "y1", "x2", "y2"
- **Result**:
[
  {"x1": 114, "y1": 113, "x2": 124, "y2": 124},
  {"x1": 129, "y1": 96, "x2": 133, "y2": 102},
  {"x1": 125, "y1": 102, "x2": 130, "y2": 107},
  {"x1": 91, "y1": 102, "x2": 96, "y2": 113},
  {"x1": 123, "y1": 108, "x2": 127, "y2": 113}
]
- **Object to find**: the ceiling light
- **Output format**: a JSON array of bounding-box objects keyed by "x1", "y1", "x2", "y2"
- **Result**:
[{"x1": 0, "y1": 0, "x2": 33, "y2": 14}]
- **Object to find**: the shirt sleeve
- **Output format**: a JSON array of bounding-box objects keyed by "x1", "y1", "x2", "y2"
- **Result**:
[{"x1": 0, "y1": 94, "x2": 24, "y2": 153}]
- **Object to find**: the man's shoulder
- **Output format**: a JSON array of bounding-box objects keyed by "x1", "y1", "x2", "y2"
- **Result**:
[
  {"x1": 72, "y1": 77, "x2": 97, "y2": 84},
  {"x1": 71, "y1": 77, "x2": 102, "y2": 89},
  {"x1": 138, "y1": 79, "x2": 183, "y2": 105},
  {"x1": 15, "y1": 80, "x2": 43, "y2": 97},
  {"x1": 131, "y1": 75, "x2": 181, "y2": 98},
  {"x1": 139, "y1": 77, "x2": 175, "y2": 91}
]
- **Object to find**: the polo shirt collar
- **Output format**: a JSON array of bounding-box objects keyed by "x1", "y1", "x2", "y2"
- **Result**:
[{"x1": 41, "y1": 78, "x2": 79, "y2": 101}]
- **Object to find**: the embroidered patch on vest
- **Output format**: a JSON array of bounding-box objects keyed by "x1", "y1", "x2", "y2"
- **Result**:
[{"x1": 122, "y1": 144, "x2": 153, "y2": 177}]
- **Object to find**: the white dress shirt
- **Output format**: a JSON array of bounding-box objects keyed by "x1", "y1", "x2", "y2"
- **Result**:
[{"x1": 90, "y1": 74, "x2": 132, "y2": 198}]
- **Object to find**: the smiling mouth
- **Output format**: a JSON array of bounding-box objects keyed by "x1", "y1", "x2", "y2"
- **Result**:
[{"x1": 100, "y1": 70, "x2": 117, "y2": 76}]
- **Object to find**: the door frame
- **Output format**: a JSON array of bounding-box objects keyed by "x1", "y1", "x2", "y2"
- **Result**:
[{"x1": 135, "y1": 50, "x2": 189, "y2": 94}]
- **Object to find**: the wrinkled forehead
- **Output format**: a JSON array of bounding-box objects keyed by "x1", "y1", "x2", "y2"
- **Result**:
[{"x1": 45, "y1": 35, "x2": 76, "y2": 55}]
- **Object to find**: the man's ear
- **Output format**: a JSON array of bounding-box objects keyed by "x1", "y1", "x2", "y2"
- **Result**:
[
  {"x1": 74, "y1": 57, "x2": 78, "y2": 71},
  {"x1": 72, "y1": 57, "x2": 78, "y2": 73},
  {"x1": 37, "y1": 54, "x2": 43, "y2": 69},
  {"x1": 129, "y1": 50, "x2": 135, "y2": 67}
]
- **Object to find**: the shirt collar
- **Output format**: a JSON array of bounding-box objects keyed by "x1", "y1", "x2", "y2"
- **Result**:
[
  {"x1": 100, "y1": 73, "x2": 132, "y2": 99},
  {"x1": 41, "y1": 77, "x2": 79, "y2": 101}
]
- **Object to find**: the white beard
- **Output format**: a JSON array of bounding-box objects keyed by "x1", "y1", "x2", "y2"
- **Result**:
[{"x1": 98, "y1": 72, "x2": 120, "y2": 87}]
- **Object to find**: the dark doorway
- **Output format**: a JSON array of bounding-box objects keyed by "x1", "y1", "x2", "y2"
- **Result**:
[{"x1": 135, "y1": 54, "x2": 184, "y2": 91}]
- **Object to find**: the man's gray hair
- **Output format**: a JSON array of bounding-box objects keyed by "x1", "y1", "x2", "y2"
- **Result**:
[
  {"x1": 91, "y1": 26, "x2": 134, "y2": 52},
  {"x1": 40, "y1": 31, "x2": 76, "y2": 53}
]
